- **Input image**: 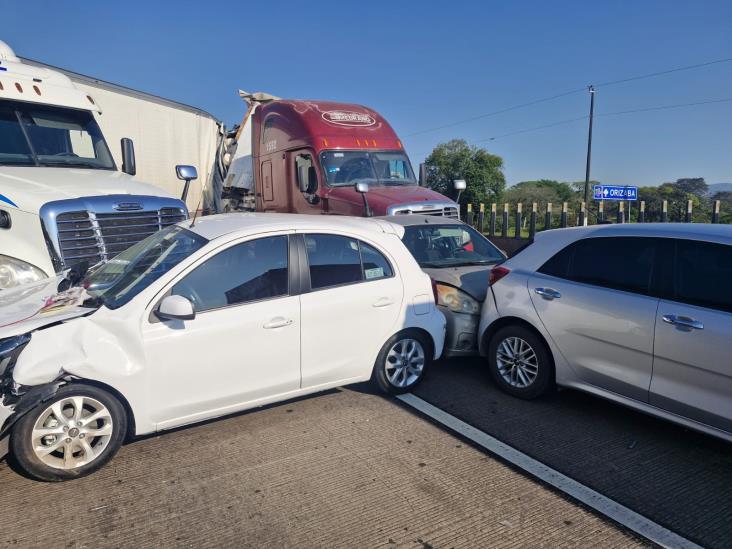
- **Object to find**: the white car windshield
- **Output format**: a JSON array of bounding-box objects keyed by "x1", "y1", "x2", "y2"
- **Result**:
[
  {"x1": 84, "y1": 225, "x2": 207, "y2": 309},
  {"x1": 320, "y1": 151, "x2": 417, "y2": 187}
]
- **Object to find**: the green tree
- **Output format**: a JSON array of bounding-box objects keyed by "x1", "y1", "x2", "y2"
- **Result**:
[{"x1": 424, "y1": 139, "x2": 505, "y2": 205}]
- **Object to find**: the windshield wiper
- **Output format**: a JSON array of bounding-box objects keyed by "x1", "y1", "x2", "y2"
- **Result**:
[
  {"x1": 41, "y1": 160, "x2": 102, "y2": 169},
  {"x1": 449, "y1": 260, "x2": 501, "y2": 266}
]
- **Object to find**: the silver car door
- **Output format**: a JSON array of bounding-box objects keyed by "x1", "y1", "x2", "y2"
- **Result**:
[
  {"x1": 651, "y1": 238, "x2": 732, "y2": 432},
  {"x1": 528, "y1": 236, "x2": 661, "y2": 402}
]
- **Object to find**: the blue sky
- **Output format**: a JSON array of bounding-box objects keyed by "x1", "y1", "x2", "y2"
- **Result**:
[{"x1": 4, "y1": 0, "x2": 731, "y2": 186}]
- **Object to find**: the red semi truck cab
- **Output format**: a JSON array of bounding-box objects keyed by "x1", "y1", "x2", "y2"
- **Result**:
[{"x1": 224, "y1": 99, "x2": 459, "y2": 218}]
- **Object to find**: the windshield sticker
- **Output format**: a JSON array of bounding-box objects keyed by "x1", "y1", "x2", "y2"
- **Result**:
[
  {"x1": 0, "y1": 194, "x2": 18, "y2": 208},
  {"x1": 365, "y1": 267, "x2": 384, "y2": 280},
  {"x1": 322, "y1": 110, "x2": 376, "y2": 127},
  {"x1": 333, "y1": 153, "x2": 344, "y2": 157}
]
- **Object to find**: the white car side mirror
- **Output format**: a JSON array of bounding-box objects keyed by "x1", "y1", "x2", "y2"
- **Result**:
[{"x1": 155, "y1": 295, "x2": 195, "y2": 321}]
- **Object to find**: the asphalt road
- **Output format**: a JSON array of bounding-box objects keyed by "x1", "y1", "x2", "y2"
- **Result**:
[
  {"x1": 0, "y1": 379, "x2": 644, "y2": 548},
  {"x1": 414, "y1": 358, "x2": 732, "y2": 549}
]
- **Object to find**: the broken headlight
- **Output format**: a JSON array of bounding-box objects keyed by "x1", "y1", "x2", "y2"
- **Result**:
[{"x1": 0, "y1": 334, "x2": 31, "y2": 394}]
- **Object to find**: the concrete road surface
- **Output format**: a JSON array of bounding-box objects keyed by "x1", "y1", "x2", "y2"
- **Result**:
[{"x1": 0, "y1": 383, "x2": 643, "y2": 548}]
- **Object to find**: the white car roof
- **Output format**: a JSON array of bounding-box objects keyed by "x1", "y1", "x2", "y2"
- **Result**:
[{"x1": 182, "y1": 212, "x2": 405, "y2": 241}]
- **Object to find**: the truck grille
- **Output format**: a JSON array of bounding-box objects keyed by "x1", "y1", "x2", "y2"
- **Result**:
[
  {"x1": 55, "y1": 207, "x2": 187, "y2": 267},
  {"x1": 392, "y1": 205, "x2": 460, "y2": 218}
]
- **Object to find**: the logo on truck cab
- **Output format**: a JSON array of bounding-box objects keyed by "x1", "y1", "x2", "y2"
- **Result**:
[
  {"x1": 113, "y1": 202, "x2": 143, "y2": 211},
  {"x1": 322, "y1": 110, "x2": 376, "y2": 127}
]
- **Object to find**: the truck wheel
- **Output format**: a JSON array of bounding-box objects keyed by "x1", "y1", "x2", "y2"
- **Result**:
[
  {"x1": 373, "y1": 330, "x2": 431, "y2": 395},
  {"x1": 9, "y1": 384, "x2": 127, "y2": 482},
  {"x1": 487, "y1": 325, "x2": 554, "y2": 399}
]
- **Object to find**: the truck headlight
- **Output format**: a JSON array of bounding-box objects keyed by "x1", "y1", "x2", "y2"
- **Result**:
[
  {"x1": 0, "y1": 255, "x2": 47, "y2": 290},
  {"x1": 435, "y1": 283, "x2": 480, "y2": 314}
]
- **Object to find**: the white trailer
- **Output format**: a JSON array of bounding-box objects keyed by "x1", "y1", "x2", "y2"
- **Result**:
[{"x1": 21, "y1": 57, "x2": 225, "y2": 214}]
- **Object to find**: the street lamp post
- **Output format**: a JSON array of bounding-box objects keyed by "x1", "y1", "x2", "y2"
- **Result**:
[{"x1": 583, "y1": 85, "x2": 596, "y2": 225}]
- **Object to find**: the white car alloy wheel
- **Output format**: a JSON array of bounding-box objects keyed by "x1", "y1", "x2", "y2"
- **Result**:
[
  {"x1": 385, "y1": 338, "x2": 425, "y2": 388},
  {"x1": 31, "y1": 396, "x2": 114, "y2": 470},
  {"x1": 495, "y1": 336, "x2": 539, "y2": 388}
]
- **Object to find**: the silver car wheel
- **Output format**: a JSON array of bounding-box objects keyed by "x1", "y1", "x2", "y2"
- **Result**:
[
  {"x1": 496, "y1": 337, "x2": 539, "y2": 388},
  {"x1": 385, "y1": 338, "x2": 425, "y2": 388},
  {"x1": 31, "y1": 396, "x2": 114, "y2": 470}
]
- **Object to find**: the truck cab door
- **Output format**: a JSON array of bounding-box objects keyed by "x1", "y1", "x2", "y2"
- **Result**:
[{"x1": 289, "y1": 150, "x2": 323, "y2": 214}]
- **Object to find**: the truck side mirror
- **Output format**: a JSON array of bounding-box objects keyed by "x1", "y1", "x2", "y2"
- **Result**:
[
  {"x1": 355, "y1": 182, "x2": 372, "y2": 217},
  {"x1": 176, "y1": 165, "x2": 198, "y2": 203},
  {"x1": 419, "y1": 163, "x2": 427, "y2": 187},
  {"x1": 298, "y1": 165, "x2": 318, "y2": 194},
  {"x1": 121, "y1": 138, "x2": 136, "y2": 176}
]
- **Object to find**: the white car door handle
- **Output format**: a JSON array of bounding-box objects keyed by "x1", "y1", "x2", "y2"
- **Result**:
[
  {"x1": 534, "y1": 287, "x2": 561, "y2": 300},
  {"x1": 373, "y1": 297, "x2": 394, "y2": 308},
  {"x1": 662, "y1": 314, "x2": 704, "y2": 330},
  {"x1": 263, "y1": 317, "x2": 293, "y2": 329}
]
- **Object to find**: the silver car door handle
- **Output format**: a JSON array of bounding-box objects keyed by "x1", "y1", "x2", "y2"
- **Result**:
[
  {"x1": 263, "y1": 317, "x2": 293, "y2": 329},
  {"x1": 662, "y1": 315, "x2": 704, "y2": 330},
  {"x1": 534, "y1": 287, "x2": 561, "y2": 300},
  {"x1": 373, "y1": 297, "x2": 394, "y2": 308}
]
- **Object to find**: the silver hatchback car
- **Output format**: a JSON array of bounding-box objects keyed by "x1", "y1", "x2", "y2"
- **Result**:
[{"x1": 479, "y1": 223, "x2": 732, "y2": 442}]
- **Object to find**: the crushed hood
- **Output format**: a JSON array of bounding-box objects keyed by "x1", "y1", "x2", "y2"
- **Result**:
[
  {"x1": 0, "y1": 275, "x2": 92, "y2": 339},
  {"x1": 420, "y1": 264, "x2": 492, "y2": 302},
  {"x1": 0, "y1": 167, "x2": 175, "y2": 214}
]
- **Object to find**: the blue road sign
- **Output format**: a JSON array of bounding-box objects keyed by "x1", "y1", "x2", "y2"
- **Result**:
[{"x1": 593, "y1": 185, "x2": 638, "y2": 201}]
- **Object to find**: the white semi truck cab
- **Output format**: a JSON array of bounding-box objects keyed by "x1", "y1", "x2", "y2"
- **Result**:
[{"x1": 0, "y1": 41, "x2": 189, "y2": 290}]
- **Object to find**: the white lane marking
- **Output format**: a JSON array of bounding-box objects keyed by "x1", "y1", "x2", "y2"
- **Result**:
[{"x1": 397, "y1": 393, "x2": 701, "y2": 549}]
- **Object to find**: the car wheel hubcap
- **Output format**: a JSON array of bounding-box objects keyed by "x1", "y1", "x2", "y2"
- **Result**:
[
  {"x1": 496, "y1": 337, "x2": 539, "y2": 388},
  {"x1": 385, "y1": 338, "x2": 425, "y2": 388},
  {"x1": 31, "y1": 396, "x2": 114, "y2": 470}
]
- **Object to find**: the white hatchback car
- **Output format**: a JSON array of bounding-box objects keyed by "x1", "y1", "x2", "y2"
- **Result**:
[{"x1": 0, "y1": 214, "x2": 445, "y2": 481}]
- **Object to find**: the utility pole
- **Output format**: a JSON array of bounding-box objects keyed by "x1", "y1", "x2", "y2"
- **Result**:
[{"x1": 583, "y1": 85, "x2": 596, "y2": 225}]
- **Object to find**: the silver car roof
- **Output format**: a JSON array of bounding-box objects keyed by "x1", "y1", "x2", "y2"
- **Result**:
[{"x1": 507, "y1": 223, "x2": 732, "y2": 271}]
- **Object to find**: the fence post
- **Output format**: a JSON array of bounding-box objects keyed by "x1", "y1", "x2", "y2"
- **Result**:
[
  {"x1": 639, "y1": 201, "x2": 646, "y2": 223},
  {"x1": 617, "y1": 201, "x2": 625, "y2": 224},
  {"x1": 515, "y1": 203, "x2": 522, "y2": 239},
  {"x1": 661, "y1": 200, "x2": 668, "y2": 222},
  {"x1": 478, "y1": 203, "x2": 485, "y2": 233},
  {"x1": 466, "y1": 203, "x2": 473, "y2": 226},
  {"x1": 579, "y1": 201, "x2": 586, "y2": 226},
  {"x1": 501, "y1": 203, "x2": 509, "y2": 237},
  {"x1": 713, "y1": 200, "x2": 721, "y2": 224},
  {"x1": 685, "y1": 200, "x2": 693, "y2": 223},
  {"x1": 529, "y1": 203, "x2": 537, "y2": 238},
  {"x1": 560, "y1": 202, "x2": 568, "y2": 228},
  {"x1": 545, "y1": 202, "x2": 553, "y2": 230},
  {"x1": 598, "y1": 200, "x2": 604, "y2": 223},
  {"x1": 489, "y1": 203, "x2": 497, "y2": 236}
]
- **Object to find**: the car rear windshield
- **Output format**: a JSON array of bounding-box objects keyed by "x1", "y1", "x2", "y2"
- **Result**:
[{"x1": 402, "y1": 224, "x2": 504, "y2": 268}]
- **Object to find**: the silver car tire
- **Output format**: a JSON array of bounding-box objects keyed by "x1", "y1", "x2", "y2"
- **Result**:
[
  {"x1": 487, "y1": 325, "x2": 554, "y2": 399},
  {"x1": 10, "y1": 384, "x2": 127, "y2": 482}
]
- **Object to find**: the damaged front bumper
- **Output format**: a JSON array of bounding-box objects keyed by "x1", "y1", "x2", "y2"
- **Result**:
[
  {"x1": 0, "y1": 333, "x2": 33, "y2": 460},
  {"x1": 0, "y1": 402, "x2": 11, "y2": 459}
]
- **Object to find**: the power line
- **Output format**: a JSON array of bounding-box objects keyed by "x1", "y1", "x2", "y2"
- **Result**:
[
  {"x1": 477, "y1": 97, "x2": 732, "y2": 142},
  {"x1": 404, "y1": 88, "x2": 585, "y2": 137},
  {"x1": 595, "y1": 58, "x2": 732, "y2": 88},
  {"x1": 404, "y1": 56, "x2": 732, "y2": 138}
]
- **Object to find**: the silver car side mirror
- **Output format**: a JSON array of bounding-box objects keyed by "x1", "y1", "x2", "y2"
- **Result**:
[{"x1": 155, "y1": 295, "x2": 195, "y2": 321}]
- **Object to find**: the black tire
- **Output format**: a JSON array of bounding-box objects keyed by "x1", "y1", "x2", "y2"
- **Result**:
[
  {"x1": 487, "y1": 325, "x2": 554, "y2": 399},
  {"x1": 10, "y1": 384, "x2": 127, "y2": 482},
  {"x1": 373, "y1": 330, "x2": 432, "y2": 395}
]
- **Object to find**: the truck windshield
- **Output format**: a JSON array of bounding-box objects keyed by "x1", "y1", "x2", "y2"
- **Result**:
[
  {"x1": 84, "y1": 225, "x2": 208, "y2": 310},
  {"x1": 0, "y1": 100, "x2": 115, "y2": 169},
  {"x1": 320, "y1": 151, "x2": 417, "y2": 187}
]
